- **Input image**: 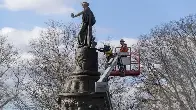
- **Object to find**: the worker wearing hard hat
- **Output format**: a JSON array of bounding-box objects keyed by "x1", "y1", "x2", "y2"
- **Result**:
[
  {"x1": 118, "y1": 39, "x2": 128, "y2": 72},
  {"x1": 120, "y1": 39, "x2": 128, "y2": 52},
  {"x1": 97, "y1": 45, "x2": 113, "y2": 62}
]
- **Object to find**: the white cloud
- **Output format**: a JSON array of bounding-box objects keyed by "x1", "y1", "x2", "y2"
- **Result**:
[
  {"x1": 0, "y1": 27, "x2": 43, "y2": 59},
  {"x1": 0, "y1": 26, "x2": 43, "y2": 48},
  {"x1": 0, "y1": 0, "x2": 82, "y2": 15},
  {"x1": 0, "y1": 27, "x2": 15, "y2": 34}
]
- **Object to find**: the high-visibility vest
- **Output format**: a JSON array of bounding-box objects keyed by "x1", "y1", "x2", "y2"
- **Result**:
[
  {"x1": 120, "y1": 45, "x2": 128, "y2": 52},
  {"x1": 105, "y1": 49, "x2": 113, "y2": 57}
]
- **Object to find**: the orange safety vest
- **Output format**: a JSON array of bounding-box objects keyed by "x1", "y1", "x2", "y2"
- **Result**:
[{"x1": 120, "y1": 45, "x2": 128, "y2": 52}]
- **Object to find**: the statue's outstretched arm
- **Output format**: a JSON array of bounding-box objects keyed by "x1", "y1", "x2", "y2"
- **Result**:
[
  {"x1": 74, "y1": 11, "x2": 84, "y2": 17},
  {"x1": 74, "y1": 8, "x2": 89, "y2": 17}
]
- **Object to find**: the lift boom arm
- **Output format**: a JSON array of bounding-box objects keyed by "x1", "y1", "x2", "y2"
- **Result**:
[
  {"x1": 97, "y1": 55, "x2": 119, "y2": 82},
  {"x1": 95, "y1": 54, "x2": 120, "y2": 110}
]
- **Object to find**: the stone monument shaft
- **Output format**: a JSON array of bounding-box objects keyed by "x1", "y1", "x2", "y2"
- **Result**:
[{"x1": 59, "y1": 47, "x2": 111, "y2": 110}]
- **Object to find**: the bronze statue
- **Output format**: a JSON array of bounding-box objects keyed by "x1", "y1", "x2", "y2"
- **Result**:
[{"x1": 71, "y1": 2, "x2": 96, "y2": 48}]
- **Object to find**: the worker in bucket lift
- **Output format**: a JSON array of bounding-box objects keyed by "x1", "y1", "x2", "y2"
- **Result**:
[
  {"x1": 120, "y1": 39, "x2": 128, "y2": 52},
  {"x1": 97, "y1": 45, "x2": 113, "y2": 62},
  {"x1": 118, "y1": 39, "x2": 128, "y2": 72}
]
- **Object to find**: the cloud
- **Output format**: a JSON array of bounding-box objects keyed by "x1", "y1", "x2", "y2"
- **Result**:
[
  {"x1": 0, "y1": 0, "x2": 81, "y2": 15},
  {"x1": 0, "y1": 27, "x2": 44, "y2": 59}
]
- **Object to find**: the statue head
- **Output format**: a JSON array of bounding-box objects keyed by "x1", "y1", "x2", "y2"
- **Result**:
[{"x1": 82, "y1": 2, "x2": 89, "y2": 8}]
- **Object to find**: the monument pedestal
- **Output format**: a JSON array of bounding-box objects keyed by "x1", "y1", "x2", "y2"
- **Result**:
[{"x1": 58, "y1": 47, "x2": 111, "y2": 110}]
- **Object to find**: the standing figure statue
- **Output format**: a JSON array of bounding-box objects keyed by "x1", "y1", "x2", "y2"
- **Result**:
[{"x1": 71, "y1": 2, "x2": 96, "y2": 48}]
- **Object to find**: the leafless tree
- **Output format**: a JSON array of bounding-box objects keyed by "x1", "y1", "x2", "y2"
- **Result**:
[
  {"x1": 136, "y1": 14, "x2": 196, "y2": 110},
  {"x1": 21, "y1": 20, "x2": 79, "y2": 110},
  {"x1": 0, "y1": 35, "x2": 22, "y2": 109}
]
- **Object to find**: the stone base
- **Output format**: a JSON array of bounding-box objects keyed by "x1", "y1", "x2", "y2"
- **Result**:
[
  {"x1": 58, "y1": 46, "x2": 111, "y2": 110},
  {"x1": 59, "y1": 92, "x2": 109, "y2": 110},
  {"x1": 74, "y1": 46, "x2": 98, "y2": 72},
  {"x1": 62, "y1": 75, "x2": 99, "y2": 93}
]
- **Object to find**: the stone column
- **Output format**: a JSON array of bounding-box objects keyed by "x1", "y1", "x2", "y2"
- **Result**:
[{"x1": 58, "y1": 47, "x2": 111, "y2": 110}]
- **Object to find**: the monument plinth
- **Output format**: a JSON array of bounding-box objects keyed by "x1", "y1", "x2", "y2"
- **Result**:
[{"x1": 58, "y1": 47, "x2": 110, "y2": 110}]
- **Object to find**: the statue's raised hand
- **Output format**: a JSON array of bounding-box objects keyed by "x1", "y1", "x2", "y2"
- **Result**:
[{"x1": 71, "y1": 13, "x2": 75, "y2": 18}]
